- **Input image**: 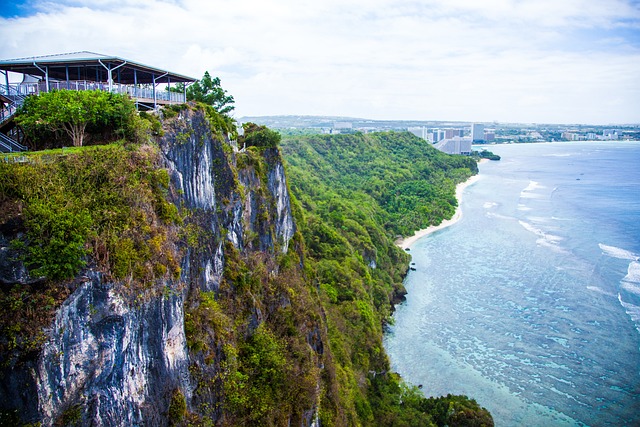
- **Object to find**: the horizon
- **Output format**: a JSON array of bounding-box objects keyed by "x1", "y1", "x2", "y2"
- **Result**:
[
  {"x1": 1, "y1": 0, "x2": 639, "y2": 125},
  {"x1": 237, "y1": 113, "x2": 640, "y2": 128}
]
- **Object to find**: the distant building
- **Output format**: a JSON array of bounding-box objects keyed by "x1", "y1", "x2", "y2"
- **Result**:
[
  {"x1": 426, "y1": 128, "x2": 462, "y2": 143},
  {"x1": 444, "y1": 128, "x2": 463, "y2": 139},
  {"x1": 484, "y1": 132, "x2": 495, "y2": 142},
  {"x1": 428, "y1": 129, "x2": 446, "y2": 143},
  {"x1": 471, "y1": 123, "x2": 485, "y2": 142},
  {"x1": 562, "y1": 132, "x2": 583, "y2": 141},
  {"x1": 333, "y1": 121, "x2": 353, "y2": 130},
  {"x1": 434, "y1": 137, "x2": 472, "y2": 155},
  {"x1": 408, "y1": 126, "x2": 428, "y2": 140}
]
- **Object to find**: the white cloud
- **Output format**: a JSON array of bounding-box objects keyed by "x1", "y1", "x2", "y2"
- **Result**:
[{"x1": 1, "y1": 0, "x2": 639, "y2": 123}]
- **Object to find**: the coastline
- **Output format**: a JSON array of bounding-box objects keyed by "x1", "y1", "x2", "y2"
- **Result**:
[{"x1": 396, "y1": 173, "x2": 482, "y2": 249}]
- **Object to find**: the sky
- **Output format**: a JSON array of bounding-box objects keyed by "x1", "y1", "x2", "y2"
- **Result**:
[{"x1": 1, "y1": 0, "x2": 639, "y2": 124}]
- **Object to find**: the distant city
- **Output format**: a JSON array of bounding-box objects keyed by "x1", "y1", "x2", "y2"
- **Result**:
[{"x1": 240, "y1": 115, "x2": 640, "y2": 155}]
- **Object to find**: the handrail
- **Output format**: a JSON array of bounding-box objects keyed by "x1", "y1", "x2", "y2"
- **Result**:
[
  {"x1": 1, "y1": 104, "x2": 17, "y2": 123},
  {"x1": 0, "y1": 132, "x2": 27, "y2": 152},
  {"x1": 0, "y1": 138, "x2": 12, "y2": 152},
  {"x1": 0, "y1": 81, "x2": 186, "y2": 104}
]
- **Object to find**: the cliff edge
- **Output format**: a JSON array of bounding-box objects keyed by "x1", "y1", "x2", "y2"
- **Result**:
[{"x1": 0, "y1": 105, "x2": 323, "y2": 426}]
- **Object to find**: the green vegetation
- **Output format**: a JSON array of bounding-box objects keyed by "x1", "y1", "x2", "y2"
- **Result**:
[
  {"x1": 162, "y1": 102, "x2": 237, "y2": 141},
  {"x1": 57, "y1": 404, "x2": 82, "y2": 426},
  {"x1": 184, "y1": 143, "x2": 322, "y2": 425},
  {"x1": 281, "y1": 132, "x2": 478, "y2": 237},
  {"x1": 0, "y1": 142, "x2": 181, "y2": 367},
  {"x1": 239, "y1": 122, "x2": 281, "y2": 149},
  {"x1": 168, "y1": 389, "x2": 187, "y2": 425},
  {"x1": 15, "y1": 90, "x2": 138, "y2": 148},
  {"x1": 1, "y1": 143, "x2": 180, "y2": 283},
  {"x1": 280, "y1": 131, "x2": 490, "y2": 425},
  {"x1": 210, "y1": 245, "x2": 322, "y2": 426},
  {"x1": 183, "y1": 71, "x2": 235, "y2": 115},
  {"x1": 474, "y1": 150, "x2": 501, "y2": 161}
]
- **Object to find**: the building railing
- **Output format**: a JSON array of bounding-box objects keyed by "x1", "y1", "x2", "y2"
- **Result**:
[
  {"x1": 0, "y1": 103, "x2": 17, "y2": 124},
  {"x1": 0, "y1": 81, "x2": 186, "y2": 105}
]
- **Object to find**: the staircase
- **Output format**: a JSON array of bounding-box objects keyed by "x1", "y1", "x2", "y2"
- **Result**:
[
  {"x1": 0, "y1": 132, "x2": 27, "y2": 153},
  {"x1": 0, "y1": 84, "x2": 28, "y2": 152}
]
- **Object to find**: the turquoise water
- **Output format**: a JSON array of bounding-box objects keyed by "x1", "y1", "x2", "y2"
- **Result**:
[{"x1": 384, "y1": 142, "x2": 640, "y2": 426}]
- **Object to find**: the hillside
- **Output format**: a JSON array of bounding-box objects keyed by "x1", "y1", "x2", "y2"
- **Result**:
[
  {"x1": 279, "y1": 132, "x2": 488, "y2": 425},
  {"x1": 281, "y1": 132, "x2": 478, "y2": 237}
]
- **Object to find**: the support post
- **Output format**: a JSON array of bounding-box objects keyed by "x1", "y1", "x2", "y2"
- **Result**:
[
  {"x1": 99, "y1": 60, "x2": 127, "y2": 93},
  {"x1": 152, "y1": 72, "x2": 168, "y2": 109},
  {"x1": 134, "y1": 69, "x2": 138, "y2": 109},
  {"x1": 32, "y1": 61, "x2": 48, "y2": 93},
  {"x1": 152, "y1": 73, "x2": 156, "y2": 109}
]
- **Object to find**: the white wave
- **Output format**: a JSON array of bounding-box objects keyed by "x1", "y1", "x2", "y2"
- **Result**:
[
  {"x1": 517, "y1": 204, "x2": 532, "y2": 211},
  {"x1": 487, "y1": 212, "x2": 513, "y2": 220},
  {"x1": 483, "y1": 202, "x2": 498, "y2": 209},
  {"x1": 519, "y1": 221, "x2": 541, "y2": 236},
  {"x1": 618, "y1": 293, "x2": 640, "y2": 333},
  {"x1": 519, "y1": 221, "x2": 565, "y2": 252},
  {"x1": 623, "y1": 261, "x2": 640, "y2": 284},
  {"x1": 523, "y1": 180, "x2": 545, "y2": 192},
  {"x1": 527, "y1": 216, "x2": 551, "y2": 223},
  {"x1": 586, "y1": 286, "x2": 616, "y2": 298},
  {"x1": 551, "y1": 216, "x2": 572, "y2": 221},
  {"x1": 520, "y1": 181, "x2": 546, "y2": 199},
  {"x1": 621, "y1": 282, "x2": 640, "y2": 297},
  {"x1": 520, "y1": 192, "x2": 544, "y2": 199},
  {"x1": 599, "y1": 244, "x2": 639, "y2": 261}
]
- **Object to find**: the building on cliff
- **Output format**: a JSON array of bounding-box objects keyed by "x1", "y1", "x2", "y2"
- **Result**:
[{"x1": 0, "y1": 51, "x2": 197, "y2": 151}]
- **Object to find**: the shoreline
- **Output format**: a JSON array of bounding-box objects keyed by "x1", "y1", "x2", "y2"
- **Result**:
[{"x1": 396, "y1": 172, "x2": 482, "y2": 249}]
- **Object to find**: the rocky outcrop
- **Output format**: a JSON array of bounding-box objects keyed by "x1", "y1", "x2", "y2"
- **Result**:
[
  {"x1": 35, "y1": 272, "x2": 189, "y2": 426},
  {"x1": 0, "y1": 107, "x2": 315, "y2": 426},
  {"x1": 268, "y1": 160, "x2": 295, "y2": 253}
]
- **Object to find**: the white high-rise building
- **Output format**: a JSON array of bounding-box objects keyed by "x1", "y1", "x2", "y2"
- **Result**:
[
  {"x1": 408, "y1": 126, "x2": 428, "y2": 140},
  {"x1": 434, "y1": 137, "x2": 472, "y2": 155},
  {"x1": 471, "y1": 123, "x2": 485, "y2": 142}
]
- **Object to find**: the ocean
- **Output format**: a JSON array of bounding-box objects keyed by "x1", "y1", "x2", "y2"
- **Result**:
[{"x1": 384, "y1": 141, "x2": 640, "y2": 426}]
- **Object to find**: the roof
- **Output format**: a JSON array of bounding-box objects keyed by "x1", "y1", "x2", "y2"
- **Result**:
[{"x1": 0, "y1": 51, "x2": 197, "y2": 84}]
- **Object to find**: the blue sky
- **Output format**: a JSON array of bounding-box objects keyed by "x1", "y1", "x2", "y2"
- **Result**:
[{"x1": 1, "y1": 0, "x2": 639, "y2": 124}]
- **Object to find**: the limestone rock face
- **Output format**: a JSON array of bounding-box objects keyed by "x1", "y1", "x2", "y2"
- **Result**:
[
  {"x1": 0, "y1": 108, "x2": 311, "y2": 426},
  {"x1": 268, "y1": 161, "x2": 296, "y2": 253},
  {"x1": 35, "y1": 273, "x2": 190, "y2": 427}
]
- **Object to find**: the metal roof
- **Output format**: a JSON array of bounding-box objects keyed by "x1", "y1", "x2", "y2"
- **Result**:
[{"x1": 0, "y1": 51, "x2": 197, "y2": 84}]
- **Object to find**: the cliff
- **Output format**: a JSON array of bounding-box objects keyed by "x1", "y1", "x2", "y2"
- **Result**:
[
  {"x1": 0, "y1": 105, "x2": 492, "y2": 426},
  {"x1": 0, "y1": 105, "x2": 323, "y2": 426}
]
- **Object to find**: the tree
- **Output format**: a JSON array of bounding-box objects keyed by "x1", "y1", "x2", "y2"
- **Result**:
[
  {"x1": 186, "y1": 71, "x2": 235, "y2": 115},
  {"x1": 16, "y1": 90, "x2": 136, "y2": 147},
  {"x1": 239, "y1": 123, "x2": 281, "y2": 148}
]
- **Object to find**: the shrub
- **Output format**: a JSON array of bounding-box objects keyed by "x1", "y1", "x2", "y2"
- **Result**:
[
  {"x1": 239, "y1": 123, "x2": 281, "y2": 149},
  {"x1": 15, "y1": 90, "x2": 137, "y2": 149},
  {"x1": 21, "y1": 200, "x2": 91, "y2": 281},
  {"x1": 168, "y1": 389, "x2": 187, "y2": 424}
]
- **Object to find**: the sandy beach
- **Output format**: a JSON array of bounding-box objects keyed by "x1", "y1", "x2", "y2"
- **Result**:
[{"x1": 396, "y1": 173, "x2": 482, "y2": 249}]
